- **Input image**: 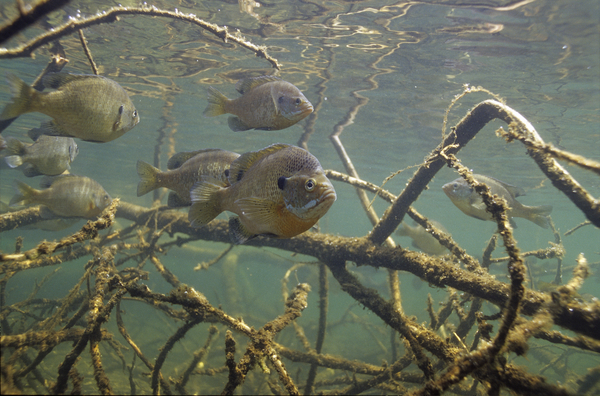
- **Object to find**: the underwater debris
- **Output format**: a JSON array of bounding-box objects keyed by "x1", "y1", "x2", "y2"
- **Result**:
[{"x1": 0, "y1": 3, "x2": 598, "y2": 396}]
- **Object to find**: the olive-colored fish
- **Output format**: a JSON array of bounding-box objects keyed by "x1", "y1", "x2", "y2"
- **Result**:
[
  {"x1": 397, "y1": 220, "x2": 449, "y2": 256},
  {"x1": 442, "y1": 174, "x2": 552, "y2": 228},
  {"x1": 203, "y1": 75, "x2": 313, "y2": 131},
  {"x1": 0, "y1": 73, "x2": 140, "y2": 142},
  {"x1": 4, "y1": 134, "x2": 78, "y2": 177},
  {"x1": 137, "y1": 149, "x2": 240, "y2": 207},
  {"x1": 188, "y1": 143, "x2": 336, "y2": 244},
  {"x1": 10, "y1": 175, "x2": 112, "y2": 218}
]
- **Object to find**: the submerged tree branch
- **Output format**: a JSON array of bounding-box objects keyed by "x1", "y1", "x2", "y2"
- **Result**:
[{"x1": 0, "y1": 4, "x2": 280, "y2": 69}]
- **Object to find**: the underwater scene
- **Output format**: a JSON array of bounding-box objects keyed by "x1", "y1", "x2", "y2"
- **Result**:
[{"x1": 0, "y1": 0, "x2": 599, "y2": 394}]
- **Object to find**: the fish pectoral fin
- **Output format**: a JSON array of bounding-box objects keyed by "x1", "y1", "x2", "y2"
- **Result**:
[
  {"x1": 228, "y1": 143, "x2": 291, "y2": 183},
  {"x1": 235, "y1": 75, "x2": 280, "y2": 94},
  {"x1": 229, "y1": 217, "x2": 256, "y2": 245},
  {"x1": 235, "y1": 197, "x2": 281, "y2": 225}
]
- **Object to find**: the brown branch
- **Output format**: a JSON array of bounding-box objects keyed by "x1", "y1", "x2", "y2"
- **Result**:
[
  {"x1": 0, "y1": 0, "x2": 70, "y2": 44},
  {"x1": 0, "y1": 5, "x2": 280, "y2": 69}
]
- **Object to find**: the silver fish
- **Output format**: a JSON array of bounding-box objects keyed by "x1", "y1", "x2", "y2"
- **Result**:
[{"x1": 442, "y1": 174, "x2": 552, "y2": 228}]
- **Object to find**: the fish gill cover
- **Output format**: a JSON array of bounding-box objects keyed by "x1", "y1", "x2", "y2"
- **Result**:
[{"x1": 0, "y1": 0, "x2": 599, "y2": 395}]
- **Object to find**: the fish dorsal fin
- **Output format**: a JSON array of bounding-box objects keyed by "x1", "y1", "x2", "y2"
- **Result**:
[
  {"x1": 42, "y1": 72, "x2": 99, "y2": 89},
  {"x1": 484, "y1": 176, "x2": 526, "y2": 197},
  {"x1": 228, "y1": 143, "x2": 290, "y2": 183},
  {"x1": 235, "y1": 75, "x2": 281, "y2": 95},
  {"x1": 167, "y1": 149, "x2": 225, "y2": 170}
]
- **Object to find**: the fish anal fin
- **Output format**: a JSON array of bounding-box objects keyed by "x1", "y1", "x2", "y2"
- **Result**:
[
  {"x1": 229, "y1": 216, "x2": 256, "y2": 244},
  {"x1": 235, "y1": 75, "x2": 280, "y2": 94},
  {"x1": 228, "y1": 143, "x2": 291, "y2": 183},
  {"x1": 39, "y1": 120, "x2": 71, "y2": 138},
  {"x1": 228, "y1": 116, "x2": 251, "y2": 132},
  {"x1": 167, "y1": 192, "x2": 189, "y2": 208}
]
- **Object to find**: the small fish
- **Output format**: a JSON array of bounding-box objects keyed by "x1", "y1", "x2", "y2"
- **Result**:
[
  {"x1": 4, "y1": 134, "x2": 78, "y2": 177},
  {"x1": 9, "y1": 175, "x2": 112, "y2": 218},
  {"x1": 203, "y1": 75, "x2": 313, "y2": 131},
  {"x1": 442, "y1": 174, "x2": 552, "y2": 228},
  {"x1": 137, "y1": 149, "x2": 240, "y2": 207},
  {"x1": 0, "y1": 73, "x2": 140, "y2": 142},
  {"x1": 397, "y1": 220, "x2": 449, "y2": 256},
  {"x1": 188, "y1": 143, "x2": 336, "y2": 244}
]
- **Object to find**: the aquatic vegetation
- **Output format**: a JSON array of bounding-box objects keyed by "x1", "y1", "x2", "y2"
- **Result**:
[{"x1": 1, "y1": 1, "x2": 599, "y2": 395}]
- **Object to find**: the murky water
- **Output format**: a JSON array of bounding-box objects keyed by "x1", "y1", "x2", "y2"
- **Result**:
[{"x1": 1, "y1": 0, "x2": 598, "y2": 394}]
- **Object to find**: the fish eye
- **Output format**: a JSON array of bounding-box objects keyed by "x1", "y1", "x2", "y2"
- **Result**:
[
  {"x1": 133, "y1": 110, "x2": 138, "y2": 118},
  {"x1": 118, "y1": 105, "x2": 124, "y2": 115},
  {"x1": 305, "y1": 179, "x2": 316, "y2": 192},
  {"x1": 278, "y1": 96, "x2": 285, "y2": 104},
  {"x1": 295, "y1": 98, "x2": 301, "y2": 105},
  {"x1": 277, "y1": 176, "x2": 287, "y2": 190},
  {"x1": 104, "y1": 194, "x2": 110, "y2": 201},
  {"x1": 453, "y1": 183, "x2": 459, "y2": 188}
]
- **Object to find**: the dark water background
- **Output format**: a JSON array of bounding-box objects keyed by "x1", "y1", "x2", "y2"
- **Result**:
[{"x1": 0, "y1": 0, "x2": 599, "y2": 394}]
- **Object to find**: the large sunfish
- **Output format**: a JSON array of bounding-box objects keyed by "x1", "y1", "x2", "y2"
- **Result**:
[
  {"x1": 188, "y1": 143, "x2": 336, "y2": 244},
  {"x1": 442, "y1": 174, "x2": 552, "y2": 228},
  {"x1": 1, "y1": 73, "x2": 140, "y2": 142},
  {"x1": 203, "y1": 75, "x2": 313, "y2": 131}
]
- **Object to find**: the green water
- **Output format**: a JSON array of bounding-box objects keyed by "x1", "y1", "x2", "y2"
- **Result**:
[{"x1": 1, "y1": 0, "x2": 599, "y2": 394}]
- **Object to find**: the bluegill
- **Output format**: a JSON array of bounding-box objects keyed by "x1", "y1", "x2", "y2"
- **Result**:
[
  {"x1": 442, "y1": 174, "x2": 552, "y2": 228},
  {"x1": 397, "y1": 220, "x2": 449, "y2": 256},
  {"x1": 10, "y1": 175, "x2": 112, "y2": 218},
  {"x1": 0, "y1": 73, "x2": 139, "y2": 142},
  {"x1": 203, "y1": 75, "x2": 313, "y2": 131},
  {"x1": 4, "y1": 134, "x2": 78, "y2": 177},
  {"x1": 188, "y1": 143, "x2": 336, "y2": 244},
  {"x1": 137, "y1": 149, "x2": 240, "y2": 207}
]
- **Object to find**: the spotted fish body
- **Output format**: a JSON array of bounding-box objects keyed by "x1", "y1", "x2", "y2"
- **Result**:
[
  {"x1": 4, "y1": 134, "x2": 78, "y2": 177},
  {"x1": 9, "y1": 175, "x2": 112, "y2": 218},
  {"x1": 203, "y1": 75, "x2": 313, "y2": 131},
  {"x1": 188, "y1": 143, "x2": 336, "y2": 244},
  {"x1": 442, "y1": 174, "x2": 553, "y2": 228},
  {"x1": 1, "y1": 73, "x2": 140, "y2": 142},
  {"x1": 136, "y1": 149, "x2": 240, "y2": 207}
]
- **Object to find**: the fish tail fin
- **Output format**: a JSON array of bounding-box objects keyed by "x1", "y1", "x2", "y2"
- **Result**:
[
  {"x1": 188, "y1": 179, "x2": 225, "y2": 227},
  {"x1": 203, "y1": 87, "x2": 229, "y2": 117},
  {"x1": 4, "y1": 155, "x2": 23, "y2": 168},
  {"x1": 527, "y1": 204, "x2": 553, "y2": 229},
  {"x1": 9, "y1": 180, "x2": 39, "y2": 206},
  {"x1": 1, "y1": 74, "x2": 36, "y2": 120},
  {"x1": 136, "y1": 160, "x2": 161, "y2": 197},
  {"x1": 5, "y1": 137, "x2": 26, "y2": 155}
]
